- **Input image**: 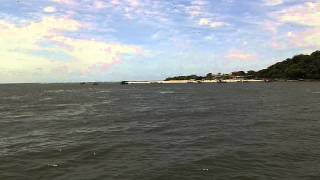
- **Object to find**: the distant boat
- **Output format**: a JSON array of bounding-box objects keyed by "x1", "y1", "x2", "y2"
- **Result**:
[{"x1": 80, "y1": 82, "x2": 86, "y2": 85}]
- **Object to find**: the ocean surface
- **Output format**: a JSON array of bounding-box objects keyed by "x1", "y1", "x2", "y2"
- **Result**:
[{"x1": 1, "y1": 82, "x2": 320, "y2": 180}]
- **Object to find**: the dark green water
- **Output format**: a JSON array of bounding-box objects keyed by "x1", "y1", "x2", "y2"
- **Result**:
[{"x1": 0, "y1": 82, "x2": 320, "y2": 180}]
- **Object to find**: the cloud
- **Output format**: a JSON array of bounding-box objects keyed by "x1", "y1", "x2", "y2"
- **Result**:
[
  {"x1": 49, "y1": 35, "x2": 142, "y2": 73},
  {"x1": 94, "y1": 1, "x2": 107, "y2": 9},
  {"x1": 288, "y1": 28, "x2": 320, "y2": 48},
  {"x1": 186, "y1": 0, "x2": 207, "y2": 17},
  {"x1": 264, "y1": 21, "x2": 282, "y2": 34},
  {"x1": 0, "y1": 17, "x2": 82, "y2": 51},
  {"x1": 127, "y1": 0, "x2": 140, "y2": 8},
  {"x1": 274, "y1": 2, "x2": 320, "y2": 27},
  {"x1": 108, "y1": 0, "x2": 121, "y2": 7},
  {"x1": 198, "y1": 18, "x2": 228, "y2": 29},
  {"x1": 43, "y1": 6, "x2": 57, "y2": 13},
  {"x1": 266, "y1": 2, "x2": 320, "y2": 50},
  {"x1": 52, "y1": 0, "x2": 75, "y2": 5},
  {"x1": 0, "y1": 16, "x2": 143, "y2": 82},
  {"x1": 185, "y1": 1, "x2": 229, "y2": 30},
  {"x1": 264, "y1": 0, "x2": 283, "y2": 6},
  {"x1": 89, "y1": 0, "x2": 169, "y2": 24},
  {"x1": 226, "y1": 50, "x2": 257, "y2": 61}
]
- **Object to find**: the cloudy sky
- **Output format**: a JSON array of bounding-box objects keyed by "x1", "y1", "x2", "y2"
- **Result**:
[{"x1": 0, "y1": 0, "x2": 319, "y2": 82}]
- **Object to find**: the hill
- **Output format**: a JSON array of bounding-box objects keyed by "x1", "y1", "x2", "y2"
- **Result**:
[{"x1": 256, "y1": 51, "x2": 320, "y2": 79}]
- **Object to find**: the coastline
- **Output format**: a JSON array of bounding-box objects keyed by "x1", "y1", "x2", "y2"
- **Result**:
[
  {"x1": 121, "y1": 79, "x2": 267, "y2": 84},
  {"x1": 120, "y1": 79, "x2": 320, "y2": 84}
]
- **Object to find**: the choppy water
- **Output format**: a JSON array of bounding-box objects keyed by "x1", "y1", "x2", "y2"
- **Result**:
[{"x1": 1, "y1": 82, "x2": 320, "y2": 180}]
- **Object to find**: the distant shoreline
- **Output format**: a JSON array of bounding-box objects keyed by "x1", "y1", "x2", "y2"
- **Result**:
[
  {"x1": 120, "y1": 79, "x2": 320, "y2": 84},
  {"x1": 1, "y1": 79, "x2": 319, "y2": 85},
  {"x1": 163, "y1": 50, "x2": 320, "y2": 83}
]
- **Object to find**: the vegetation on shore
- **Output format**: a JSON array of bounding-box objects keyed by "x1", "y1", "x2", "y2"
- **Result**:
[
  {"x1": 255, "y1": 51, "x2": 320, "y2": 79},
  {"x1": 165, "y1": 50, "x2": 320, "y2": 81}
]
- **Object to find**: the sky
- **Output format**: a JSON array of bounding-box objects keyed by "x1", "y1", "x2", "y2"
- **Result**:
[{"x1": 0, "y1": 0, "x2": 320, "y2": 83}]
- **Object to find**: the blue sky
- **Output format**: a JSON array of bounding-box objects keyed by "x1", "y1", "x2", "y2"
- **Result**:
[{"x1": 0, "y1": 0, "x2": 319, "y2": 82}]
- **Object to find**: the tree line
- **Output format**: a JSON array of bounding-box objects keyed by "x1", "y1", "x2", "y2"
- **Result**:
[{"x1": 255, "y1": 51, "x2": 320, "y2": 79}]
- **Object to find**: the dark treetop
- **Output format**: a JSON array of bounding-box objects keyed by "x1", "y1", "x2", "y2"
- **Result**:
[{"x1": 256, "y1": 50, "x2": 320, "y2": 79}]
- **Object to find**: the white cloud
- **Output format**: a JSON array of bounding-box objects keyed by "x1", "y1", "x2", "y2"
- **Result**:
[
  {"x1": 274, "y1": 2, "x2": 320, "y2": 27},
  {"x1": 0, "y1": 17, "x2": 143, "y2": 82},
  {"x1": 43, "y1": 6, "x2": 57, "y2": 13},
  {"x1": 288, "y1": 28, "x2": 320, "y2": 48},
  {"x1": 226, "y1": 50, "x2": 257, "y2": 61},
  {"x1": 198, "y1": 18, "x2": 228, "y2": 29},
  {"x1": 127, "y1": 0, "x2": 140, "y2": 8},
  {"x1": 266, "y1": 2, "x2": 320, "y2": 50},
  {"x1": 186, "y1": 0, "x2": 207, "y2": 17},
  {"x1": 94, "y1": 1, "x2": 107, "y2": 9},
  {"x1": 52, "y1": 0, "x2": 75, "y2": 5},
  {"x1": 265, "y1": 0, "x2": 283, "y2": 6}
]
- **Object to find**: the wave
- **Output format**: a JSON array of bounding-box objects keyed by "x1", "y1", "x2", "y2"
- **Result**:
[
  {"x1": 39, "y1": 97, "x2": 53, "y2": 101},
  {"x1": 46, "y1": 89, "x2": 74, "y2": 93},
  {"x1": 1, "y1": 96, "x2": 25, "y2": 100},
  {"x1": 159, "y1": 91, "x2": 175, "y2": 94}
]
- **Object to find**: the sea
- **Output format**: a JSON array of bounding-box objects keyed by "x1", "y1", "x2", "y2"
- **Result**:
[{"x1": 0, "y1": 82, "x2": 320, "y2": 180}]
